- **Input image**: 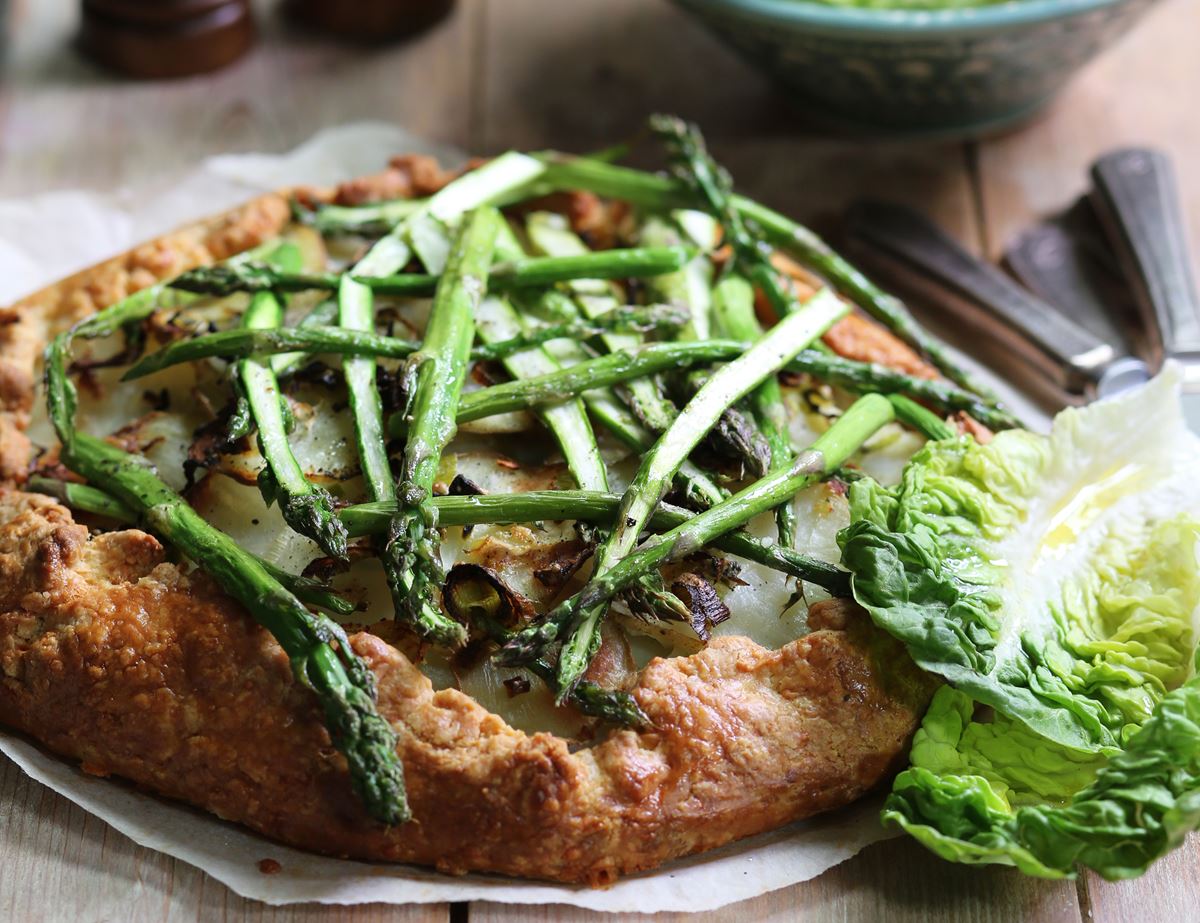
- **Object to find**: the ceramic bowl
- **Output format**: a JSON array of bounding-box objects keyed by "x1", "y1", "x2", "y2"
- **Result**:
[{"x1": 671, "y1": 0, "x2": 1158, "y2": 135}]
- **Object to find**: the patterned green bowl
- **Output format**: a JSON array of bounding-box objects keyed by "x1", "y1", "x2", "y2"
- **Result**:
[{"x1": 671, "y1": 0, "x2": 1157, "y2": 135}]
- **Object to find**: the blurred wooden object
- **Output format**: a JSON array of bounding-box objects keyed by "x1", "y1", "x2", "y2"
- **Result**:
[
  {"x1": 284, "y1": 0, "x2": 455, "y2": 43},
  {"x1": 79, "y1": 0, "x2": 255, "y2": 78}
]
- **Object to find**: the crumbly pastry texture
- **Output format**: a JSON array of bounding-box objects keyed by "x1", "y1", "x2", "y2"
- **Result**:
[{"x1": 0, "y1": 186, "x2": 933, "y2": 883}]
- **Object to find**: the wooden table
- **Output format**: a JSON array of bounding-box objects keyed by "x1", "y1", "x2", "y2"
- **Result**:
[{"x1": 2, "y1": 0, "x2": 1199, "y2": 919}]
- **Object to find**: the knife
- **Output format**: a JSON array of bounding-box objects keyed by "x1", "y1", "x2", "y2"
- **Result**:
[
  {"x1": 844, "y1": 200, "x2": 1150, "y2": 405},
  {"x1": 1089, "y1": 147, "x2": 1200, "y2": 431},
  {"x1": 1004, "y1": 198, "x2": 1142, "y2": 357}
]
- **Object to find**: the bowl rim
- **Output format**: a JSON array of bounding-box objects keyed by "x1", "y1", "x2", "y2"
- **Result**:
[{"x1": 676, "y1": 0, "x2": 1135, "y2": 33}]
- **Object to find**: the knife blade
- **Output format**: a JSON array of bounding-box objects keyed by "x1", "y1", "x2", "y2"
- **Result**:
[
  {"x1": 844, "y1": 200, "x2": 1150, "y2": 405},
  {"x1": 1089, "y1": 147, "x2": 1200, "y2": 432}
]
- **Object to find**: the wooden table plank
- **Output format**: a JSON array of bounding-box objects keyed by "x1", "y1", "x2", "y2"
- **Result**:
[
  {"x1": 1082, "y1": 839, "x2": 1200, "y2": 923},
  {"x1": 0, "y1": 753, "x2": 448, "y2": 923},
  {"x1": 472, "y1": 837, "x2": 1082, "y2": 923}
]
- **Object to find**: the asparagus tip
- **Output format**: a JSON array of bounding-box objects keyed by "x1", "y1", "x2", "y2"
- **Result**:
[{"x1": 278, "y1": 488, "x2": 351, "y2": 561}]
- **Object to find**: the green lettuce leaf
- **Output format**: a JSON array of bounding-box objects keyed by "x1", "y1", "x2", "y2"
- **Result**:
[
  {"x1": 884, "y1": 675, "x2": 1200, "y2": 879},
  {"x1": 839, "y1": 366, "x2": 1200, "y2": 877},
  {"x1": 841, "y1": 368, "x2": 1200, "y2": 753}
]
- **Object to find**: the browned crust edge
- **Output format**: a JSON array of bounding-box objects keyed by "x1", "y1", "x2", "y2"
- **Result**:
[
  {"x1": 0, "y1": 192, "x2": 293, "y2": 482},
  {"x1": 0, "y1": 183, "x2": 933, "y2": 884}
]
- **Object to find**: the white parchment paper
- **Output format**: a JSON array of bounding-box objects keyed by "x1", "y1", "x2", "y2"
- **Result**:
[{"x1": 0, "y1": 122, "x2": 922, "y2": 913}]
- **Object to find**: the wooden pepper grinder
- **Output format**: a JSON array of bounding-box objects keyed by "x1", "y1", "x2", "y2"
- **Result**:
[
  {"x1": 284, "y1": 0, "x2": 455, "y2": 43},
  {"x1": 80, "y1": 0, "x2": 257, "y2": 79}
]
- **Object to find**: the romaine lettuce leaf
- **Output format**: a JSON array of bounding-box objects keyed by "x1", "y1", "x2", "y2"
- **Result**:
[
  {"x1": 841, "y1": 367, "x2": 1200, "y2": 753},
  {"x1": 839, "y1": 366, "x2": 1200, "y2": 877},
  {"x1": 884, "y1": 674, "x2": 1200, "y2": 879}
]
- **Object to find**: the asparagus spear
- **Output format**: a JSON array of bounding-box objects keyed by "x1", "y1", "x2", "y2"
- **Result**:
[
  {"x1": 561, "y1": 675, "x2": 650, "y2": 727},
  {"x1": 388, "y1": 336, "x2": 1023, "y2": 432},
  {"x1": 304, "y1": 153, "x2": 546, "y2": 237},
  {"x1": 422, "y1": 493, "x2": 848, "y2": 591},
  {"x1": 385, "y1": 207, "x2": 502, "y2": 647},
  {"x1": 168, "y1": 247, "x2": 692, "y2": 299},
  {"x1": 523, "y1": 216, "x2": 724, "y2": 508},
  {"x1": 28, "y1": 477, "x2": 850, "y2": 595},
  {"x1": 520, "y1": 653, "x2": 649, "y2": 726},
  {"x1": 479, "y1": 223, "x2": 609, "y2": 492},
  {"x1": 170, "y1": 263, "x2": 339, "y2": 296},
  {"x1": 269, "y1": 297, "x2": 339, "y2": 378},
  {"x1": 173, "y1": 330, "x2": 1012, "y2": 432},
  {"x1": 784, "y1": 350, "x2": 1019, "y2": 430},
  {"x1": 490, "y1": 225, "x2": 692, "y2": 620},
  {"x1": 523, "y1": 213, "x2": 727, "y2": 507},
  {"x1": 533, "y1": 150, "x2": 1003, "y2": 401},
  {"x1": 638, "y1": 213, "x2": 714, "y2": 340},
  {"x1": 674, "y1": 368, "x2": 771, "y2": 476},
  {"x1": 479, "y1": 293, "x2": 608, "y2": 491},
  {"x1": 333, "y1": 154, "x2": 551, "y2": 645},
  {"x1": 518, "y1": 396, "x2": 893, "y2": 638},
  {"x1": 337, "y1": 243, "x2": 414, "y2": 656},
  {"x1": 636, "y1": 214, "x2": 773, "y2": 477},
  {"x1": 311, "y1": 196, "x2": 428, "y2": 237},
  {"x1": 524, "y1": 212, "x2": 680, "y2": 434},
  {"x1": 503, "y1": 288, "x2": 850, "y2": 692},
  {"x1": 520, "y1": 292, "x2": 726, "y2": 508},
  {"x1": 648, "y1": 124, "x2": 796, "y2": 494},
  {"x1": 476, "y1": 247, "x2": 690, "y2": 293},
  {"x1": 62, "y1": 237, "x2": 288, "y2": 344},
  {"x1": 466, "y1": 613, "x2": 649, "y2": 727},
  {"x1": 648, "y1": 115, "x2": 802, "y2": 325},
  {"x1": 887, "y1": 393, "x2": 956, "y2": 441},
  {"x1": 43, "y1": 330, "x2": 407, "y2": 825},
  {"x1": 28, "y1": 474, "x2": 355, "y2": 614},
  {"x1": 28, "y1": 476, "x2": 138, "y2": 522},
  {"x1": 51, "y1": 478, "x2": 846, "y2": 594},
  {"x1": 240, "y1": 290, "x2": 348, "y2": 559},
  {"x1": 122, "y1": 305, "x2": 686, "y2": 381},
  {"x1": 712, "y1": 275, "x2": 797, "y2": 547},
  {"x1": 738, "y1": 198, "x2": 1003, "y2": 403}
]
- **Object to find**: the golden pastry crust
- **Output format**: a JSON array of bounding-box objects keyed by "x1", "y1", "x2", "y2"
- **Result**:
[
  {"x1": 0, "y1": 180, "x2": 934, "y2": 883},
  {"x1": 0, "y1": 194, "x2": 291, "y2": 481},
  {"x1": 0, "y1": 490, "x2": 931, "y2": 883}
]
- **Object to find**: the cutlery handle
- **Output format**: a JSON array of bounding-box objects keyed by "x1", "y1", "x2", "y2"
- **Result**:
[
  {"x1": 847, "y1": 201, "x2": 1138, "y2": 399},
  {"x1": 1090, "y1": 148, "x2": 1200, "y2": 362}
]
